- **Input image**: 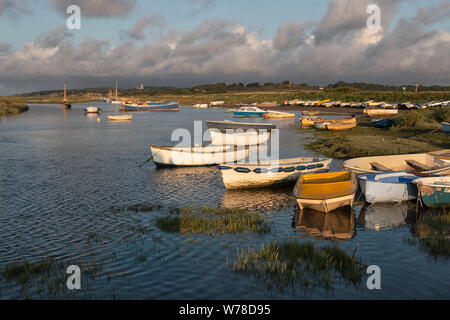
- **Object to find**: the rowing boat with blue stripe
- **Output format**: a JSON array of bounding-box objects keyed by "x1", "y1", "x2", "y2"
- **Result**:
[
  {"x1": 122, "y1": 101, "x2": 179, "y2": 111},
  {"x1": 414, "y1": 177, "x2": 450, "y2": 208},
  {"x1": 218, "y1": 157, "x2": 331, "y2": 189}
]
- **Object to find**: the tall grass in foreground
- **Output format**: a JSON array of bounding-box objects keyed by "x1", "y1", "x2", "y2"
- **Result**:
[
  {"x1": 232, "y1": 240, "x2": 365, "y2": 291},
  {"x1": 155, "y1": 206, "x2": 271, "y2": 235}
]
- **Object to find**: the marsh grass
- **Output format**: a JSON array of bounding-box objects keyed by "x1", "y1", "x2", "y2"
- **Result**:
[
  {"x1": 0, "y1": 101, "x2": 29, "y2": 117},
  {"x1": 155, "y1": 206, "x2": 271, "y2": 235},
  {"x1": 232, "y1": 240, "x2": 365, "y2": 291}
]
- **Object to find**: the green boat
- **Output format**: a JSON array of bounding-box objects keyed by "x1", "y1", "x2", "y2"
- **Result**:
[{"x1": 414, "y1": 177, "x2": 450, "y2": 208}]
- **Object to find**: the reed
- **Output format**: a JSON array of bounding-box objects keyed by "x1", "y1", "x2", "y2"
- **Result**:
[
  {"x1": 0, "y1": 102, "x2": 29, "y2": 117},
  {"x1": 155, "y1": 206, "x2": 271, "y2": 235},
  {"x1": 232, "y1": 240, "x2": 364, "y2": 291}
]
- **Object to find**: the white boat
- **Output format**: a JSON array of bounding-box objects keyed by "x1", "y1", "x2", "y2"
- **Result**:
[
  {"x1": 84, "y1": 106, "x2": 102, "y2": 113},
  {"x1": 107, "y1": 115, "x2": 133, "y2": 121},
  {"x1": 209, "y1": 128, "x2": 271, "y2": 146},
  {"x1": 210, "y1": 101, "x2": 225, "y2": 106},
  {"x1": 358, "y1": 172, "x2": 418, "y2": 203},
  {"x1": 442, "y1": 122, "x2": 450, "y2": 133},
  {"x1": 233, "y1": 106, "x2": 267, "y2": 117},
  {"x1": 193, "y1": 104, "x2": 208, "y2": 109},
  {"x1": 218, "y1": 157, "x2": 332, "y2": 190},
  {"x1": 150, "y1": 145, "x2": 249, "y2": 167},
  {"x1": 363, "y1": 107, "x2": 398, "y2": 117},
  {"x1": 343, "y1": 153, "x2": 450, "y2": 175}
]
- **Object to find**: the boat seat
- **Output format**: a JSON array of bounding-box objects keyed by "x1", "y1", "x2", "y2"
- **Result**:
[
  {"x1": 405, "y1": 160, "x2": 432, "y2": 172},
  {"x1": 370, "y1": 162, "x2": 391, "y2": 172}
]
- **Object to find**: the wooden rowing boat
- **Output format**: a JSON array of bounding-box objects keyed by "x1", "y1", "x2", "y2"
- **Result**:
[
  {"x1": 302, "y1": 116, "x2": 356, "y2": 128},
  {"x1": 358, "y1": 172, "x2": 418, "y2": 203},
  {"x1": 414, "y1": 177, "x2": 450, "y2": 208},
  {"x1": 300, "y1": 116, "x2": 326, "y2": 127},
  {"x1": 107, "y1": 115, "x2": 133, "y2": 121},
  {"x1": 263, "y1": 110, "x2": 295, "y2": 119},
  {"x1": 206, "y1": 120, "x2": 276, "y2": 131},
  {"x1": 363, "y1": 107, "x2": 398, "y2": 117},
  {"x1": 302, "y1": 111, "x2": 320, "y2": 116},
  {"x1": 192, "y1": 104, "x2": 208, "y2": 109},
  {"x1": 209, "y1": 129, "x2": 271, "y2": 146},
  {"x1": 218, "y1": 157, "x2": 332, "y2": 190},
  {"x1": 150, "y1": 145, "x2": 249, "y2": 167},
  {"x1": 325, "y1": 121, "x2": 357, "y2": 131},
  {"x1": 293, "y1": 171, "x2": 357, "y2": 213},
  {"x1": 343, "y1": 153, "x2": 450, "y2": 175},
  {"x1": 428, "y1": 149, "x2": 450, "y2": 163}
]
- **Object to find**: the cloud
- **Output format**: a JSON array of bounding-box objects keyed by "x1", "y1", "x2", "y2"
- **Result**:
[
  {"x1": 0, "y1": 43, "x2": 11, "y2": 54},
  {"x1": 0, "y1": 1, "x2": 449, "y2": 94},
  {"x1": 123, "y1": 14, "x2": 167, "y2": 40},
  {"x1": 0, "y1": 0, "x2": 29, "y2": 17},
  {"x1": 413, "y1": 1, "x2": 450, "y2": 25},
  {"x1": 50, "y1": 0, "x2": 136, "y2": 17}
]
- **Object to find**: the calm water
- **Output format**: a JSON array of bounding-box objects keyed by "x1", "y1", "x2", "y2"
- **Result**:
[{"x1": 0, "y1": 103, "x2": 449, "y2": 299}]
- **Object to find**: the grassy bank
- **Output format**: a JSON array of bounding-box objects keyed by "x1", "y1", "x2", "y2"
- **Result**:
[
  {"x1": 0, "y1": 100, "x2": 29, "y2": 117},
  {"x1": 306, "y1": 107, "x2": 450, "y2": 158}
]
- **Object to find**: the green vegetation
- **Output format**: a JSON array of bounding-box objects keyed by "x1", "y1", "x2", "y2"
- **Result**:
[
  {"x1": 232, "y1": 240, "x2": 365, "y2": 291},
  {"x1": 155, "y1": 206, "x2": 271, "y2": 235},
  {"x1": 0, "y1": 99, "x2": 29, "y2": 117},
  {"x1": 306, "y1": 108, "x2": 450, "y2": 158}
]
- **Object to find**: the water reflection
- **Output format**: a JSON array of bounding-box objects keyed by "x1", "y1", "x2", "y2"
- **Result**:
[
  {"x1": 293, "y1": 207, "x2": 355, "y2": 240},
  {"x1": 358, "y1": 202, "x2": 416, "y2": 230},
  {"x1": 221, "y1": 187, "x2": 295, "y2": 211}
]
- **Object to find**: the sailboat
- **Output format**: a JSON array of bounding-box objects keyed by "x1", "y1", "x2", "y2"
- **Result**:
[
  {"x1": 111, "y1": 81, "x2": 122, "y2": 104},
  {"x1": 62, "y1": 85, "x2": 71, "y2": 109}
]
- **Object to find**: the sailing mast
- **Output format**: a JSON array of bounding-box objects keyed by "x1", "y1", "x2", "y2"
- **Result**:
[
  {"x1": 62, "y1": 84, "x2": 71, "y2": 109},
  {"x1": 64, "y1": 85, "x2": 67, "y2": 102},
  {"x1": 115, "y1": 80, "x2": 118, "y2": 101}
]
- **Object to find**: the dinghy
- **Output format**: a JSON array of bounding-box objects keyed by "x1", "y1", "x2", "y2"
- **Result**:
[
  {"x1": 371, "y1": 118, "x2": 392, "y2": 128},
  {"x1": 325, "y1": 121, "x2": 357, "y2": 131},
  {"x1": 192, "y1": 104, "x2": 208, "y2": 109},
  {"x1": 313, "y1": 121, "x2": 332, "y2": 130},
  {"x1": 84, "y1": 106, "x2": 102, "y2": 113},
  {"x1": 343, "y1": 153, "x2": 450, "y2": 175},
  {"x1": 293, "y1": 171, "x2": 357, "y2": 213},
  {"x1": 218, "y1": 157, "x2": 332, "y2": 190},
  {"x1": 150, "y1": 145, "x2": 249, "y2": 167},
  {"x1": 302, "y1": 111, "x2": 320, "y2": 116},
  {"x1": 428, "y1": 150, "x2": 450, "y2": 163},
  {"x1": 363, "y1": 107, "x2": 398, "y2": 117},
  {"x1": 122, "y1": 101, "x2": 179, "y2": 111},
  {"x1": 107, "y1": 115, "x2": 133, "y2": 121},
  {"x1": 233, "y1": 106, "x2": 267, "y2": 117},
  {"x1": 300, "y1": 116, "x2": 326, "y2": 127},
  {"x1": 358, "y1": 172, "x2": 418, "y2": 203},
  {"x1": 263, "y1": 110, "x2": 295, "y2": 119},
  {"x1": 442, "y1": 122, "x2": 450, "y2": 133},
  {"x1": 413, "y1": 177, "x2": 450, "y2": 208},
  {"x1": 206, "y1": 120, "x2": 276, "y2": 131},
  {"x1": 209, "y1": 129, "x2": 271, "y2": 146}
]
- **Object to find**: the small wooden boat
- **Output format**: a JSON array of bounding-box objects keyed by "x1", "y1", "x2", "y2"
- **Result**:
[
  {"x1": 209, "y1": 129, "x2": 271, "y2": 146},
  {"x1": 302, "y1": 116, "x2": 356, "y2": 128},
  {"x1": 325, "y1": 121, "x2": 357, "y2": 131},
  {"x1": 107, "y1": 115, "x2": 133, "y2": 121},
  {"x1": 363, "y1": 107, "x2": 398, "y2": 117},
  {"x1": 122, "y1": 101, "x2": 179, "y2": 111},
  {"x1": 414, "y1": 177, "x2": 450, "y2": 208},
  {"x1": 218, "y1": 157, "x2": 332, "y2": 190},
  {"x1": 263, "y1": 110, "x2": 295, "y2": 119},
  {"x1": 316, "y1": 99, "x2": 332, "y2": 106},
  {"x1": 358, "y1": 172, "x2": 418, "y2": 203},
  {"x1": 371, "y1": 118, "x2": 393, "y2": 128},
  {"x1": 343, "y1": 153, "x2": 450, "y2": 175},
  {"x1": 302, "y1": 111, "x2": 320, "y2": 116},
  {"x1": 206, "y1": 120, "x2": 276, "y2": 131},
  {"x1": 84, "y1": 106, "x2": 102, "y2": 113},
  {"x1": 428, "y1": 149, "x2": 450, "y2": 163},
  {"x1": 150, "y1": 145, "x2": 249, "y2": 167},
  {"x1": 210, "y1": 101, "x2": 225, "y2": 106},
  {"x1": 233, "y1": 106, "x2": 267, "y2": 117},
  {"x1": 192, "y1": 104, "x2": 208, "y2": 109},
  {"x1": 293, "y1": 171, "x2": 357, "y2": 213},
  {"x1": 442, "y1": 122, "x2": 450, "y2": 133},
  {"x1": 300, "y1": 116, "x2": 326, "y2": 127}
]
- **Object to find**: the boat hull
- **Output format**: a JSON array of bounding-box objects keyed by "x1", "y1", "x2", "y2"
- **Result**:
[
  {"x1": 122, "y1": 101, "x2": 179, "y2": 111},
  {"x1": 442, "y1": 122, "x2": 450, "y2": 133},
  {"x1": 296, "y1": 194, "x2": 355, "y2": 213},
  {"x1": 233, "y1": 112, "x2": 266, "y2": 117},
  {"x1": 206, "y1": 121, "x2": 276, "y2": 130},
  {"x1": 107, "y1": 115, "x2": 132, "y2": 121},
  {"x1": 150, "y1": 145, "x2": 249, "y2": 167},
  {"x1": 209, "y1": 129, "x2": 271, "y2": 146},
  {"x1": 414, "y1": 177, "x2": 450, "y2": 208},
  {"x1": 358, "y1": 172, "x2": 418, "y2": 203},
  {"x1": 364, "y1": 108, "x2": 398, "y2": 117},
  {"x1": 219, "y1": 158, "x2": 332, "y2": 190}
]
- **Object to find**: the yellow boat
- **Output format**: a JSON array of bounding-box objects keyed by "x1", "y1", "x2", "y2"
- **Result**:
[
  {"x1": 302, "y1": 111, "x2": 320, "y2": 116},
  {"x1": 263, "y1": 110, "x2": 295, "y2": 119},
  {"x1": 300, "y1": 116, "x2": 356, "y2": 127},
  {"x1": 326, "y1": 121, "x2": 357, "y2": 131},
  {"x1": 316, "y1": 99, "x2": 332, "y2": 106},
  {"x1": 293, "y1": 171, "x2": 357, "y2": 213}
]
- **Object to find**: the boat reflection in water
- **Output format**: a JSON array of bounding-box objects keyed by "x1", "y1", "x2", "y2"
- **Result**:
[
  {"x1": 221, "y1": 187, "x2": 295, "y2": 211},
  {"x1": 292, "y1": 207, "x2": 355, "y2": 240},
  {"x1": 358, "y1": 202, "x2": 416, "y2": 231}
]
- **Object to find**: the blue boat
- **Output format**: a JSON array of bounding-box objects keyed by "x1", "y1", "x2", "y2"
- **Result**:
[
  {"x1": 122, "y1": 101, "x2": 179, "y2": 111},
  {"x1": 233, "y1": 106, "x2": 267, "y2": 117},
  {"x1": 414, "y1": 177, "x2": 450, "y2": 208},
  {"x1": 371, "y1": 118, "x2": 393, "y2": 128}
]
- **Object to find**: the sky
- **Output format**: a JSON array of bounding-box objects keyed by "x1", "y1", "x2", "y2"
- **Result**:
[{"x1": 0, "y1": 0, "x2": 449, "y2": 94}]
